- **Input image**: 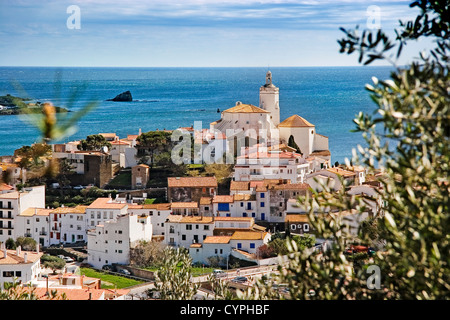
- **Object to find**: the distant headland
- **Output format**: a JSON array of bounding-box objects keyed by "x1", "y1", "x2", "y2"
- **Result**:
[{"x1": 0, "y1": 94, "x2": 69, "y2": 115}]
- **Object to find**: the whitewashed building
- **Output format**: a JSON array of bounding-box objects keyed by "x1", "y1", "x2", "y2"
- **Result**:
[
  {"x1": 0, "y1": 186, "x2": 45, "y2": 243},
  {"x1": 87, "y1": 214, "x2": 152, "y2": 269},
  {"x1": 48, "y1": 206, "x2": 87, "y2": 245},
  {"x1": 0, "y1": 245, "x2": 43, "y2": 289},
  {"x1": 127, "y1": 203, "x2": 172, "y2": 236},
  {"x1": 234, "y1": 150, "x2": 309, "y2": 183},
  {"x1": 85, "y1": 198, "x2": 128, "y2": 229},
  {"x1": 164, "y1": 216, "x2": 214, "y2": 248},
  {"x1": 15, "y1": 208, "x2": 53, "y2": 248}
]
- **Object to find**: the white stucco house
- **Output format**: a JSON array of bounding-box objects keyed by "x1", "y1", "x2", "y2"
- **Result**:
[
  {"x1": 0, "y1": 185, "x2": 45, "y2": 243},
  {"x1": 87, "y1": 213, "x2": 152, "y2": 269},
  {"x1": 0, "y1": 245, "x2": 43, "y2": 289}
]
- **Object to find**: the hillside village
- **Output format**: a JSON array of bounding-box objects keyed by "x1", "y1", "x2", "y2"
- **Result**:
[{"x1": 0, "y1": 72, "x2": 385, "y2": 300}]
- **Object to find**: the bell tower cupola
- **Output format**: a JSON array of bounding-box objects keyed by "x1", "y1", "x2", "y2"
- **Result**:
[{"x1": 259, "y1": 71, "x2": 280, "y2": 126}]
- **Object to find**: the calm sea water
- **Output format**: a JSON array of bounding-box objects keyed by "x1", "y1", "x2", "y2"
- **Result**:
[{"x1": 0, "y1": 66, "x2": 393, "y2": 163}]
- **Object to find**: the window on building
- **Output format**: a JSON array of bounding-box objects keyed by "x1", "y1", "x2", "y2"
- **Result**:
[
  {"x1": 260, "y1": 202, "x2": 265, "y2": 207},
  {"x1": 204, "y1": 225, "x2": 209, "y2": 230},
  {"x1": 218, "y1": 203, "x2": 230, "y2": 211},
  {"x1": 3, "y1": 271, "x2": 14, "y2": 277},
  {"x1": 250, "y1": 243, "x2": 255, "y2": 249},
  {"x1": 182, "y1": 235, "x2": 186, "y2": 241},
  {"x1": 186, "y1": 224, "x2": 192, "y2": 230},
  {"x1": 237, "y1": 243, "x2": 242, "y2": 249},
  {"x1": 260, "y1": 193, "x2": 265, "y2": 198}
]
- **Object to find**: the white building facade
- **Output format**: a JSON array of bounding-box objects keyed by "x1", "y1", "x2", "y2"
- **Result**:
[{"x1": 87, "y1": 214, "x2": 152, "y2": 269}]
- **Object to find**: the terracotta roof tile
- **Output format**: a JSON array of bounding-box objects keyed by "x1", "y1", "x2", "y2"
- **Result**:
[
  {"x1": 171, "y1": 202, "x2": 198, "y2": 209},
  {"x1": 223, "y1": 103, "x2": 269, "y2": 114},
  {"x1": 87, "y1": 198, "x2": 127, "y2": 209},
  {"x1": 230, "y1": 181, "x2": 250, "y2": 191},
  {"x1": 278, "y1": 114, "x2": 315, "y2": 128},
  {"x1": 143, "y1": 203, "x2": 171, "y2": 210},
  {"x1": 231, "y1": 231, "x2": 268, "y2": 240},
  {"x1": 212, "y1": 195, "x2": 234, "y2": 203},
  {"x1": 199, "y1": 197, "x2": 213, "y2": 205},
  {"x1": 180, "y1": 216, "x2": 214, "y2": 224},
  {"x1": 327, "y1": 167, "x2": 356, "y2": 177},
  {"x1": 203, "y1": 236, "x2": 232, "y2": 244},
  {"x1": 0, "y1": 250, "x2": 42, "y2": 265},
  {"x1": 51, "y1": 205, "x2": 87, "y2": 214},
  {"x1": 168, "y1": 176, "x2": 218, "y2": 188},
  {"x1": 19, "y1": 207, "x2": 53, "y2": 217}
]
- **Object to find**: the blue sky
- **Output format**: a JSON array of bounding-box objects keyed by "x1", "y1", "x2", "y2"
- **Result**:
[{"x1": 0, "y1": 0, "x2": 430, "y2": 67}]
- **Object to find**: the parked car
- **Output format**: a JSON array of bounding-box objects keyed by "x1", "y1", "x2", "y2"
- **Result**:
[
  {"x1": 73, "y1": 185, "x2": 85, "y2": 190},
  {"x1": 119, "y1": 269, "x2": 131, "y2": 275},
  {"x1": 345, "y1": 245, "x2": 372, "y2": 255},
  {"x1": 213, "y1": 269, "x2": 226, "y2": 278},
  {"x1": 63, "y1": 256, "x2": 74, "y2": 263},
  {"x1": 231, "y1": 276, "x2": 248, "y2": 284}
]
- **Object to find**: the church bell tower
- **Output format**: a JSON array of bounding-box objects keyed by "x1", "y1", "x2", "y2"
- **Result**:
[{"x1": 259, "y1": 71, "x2": 280, "y2": 126}]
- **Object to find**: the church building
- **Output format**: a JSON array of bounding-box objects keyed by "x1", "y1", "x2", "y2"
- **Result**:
[{"x1": 208, "y1": 71, "x2": 330, "y2": 163}]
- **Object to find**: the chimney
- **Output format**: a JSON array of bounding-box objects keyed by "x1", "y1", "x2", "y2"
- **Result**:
[
  {"x1": 36, "y1": 243, "x2": 40, "y2": 254},
  {"x1": 16, "y1": 245, "x2": 21, "y2": 256},
  {"x1": 24, "y1": 252, "x2": 28, "y2": 263},
  {"x1": 2, "y1": 248, "x2": 6, "y2": 260}
]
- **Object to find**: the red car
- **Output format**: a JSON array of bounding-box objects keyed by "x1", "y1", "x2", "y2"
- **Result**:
[{"x1": 345, "y1": 245, "x2": 369, "y2": 254}]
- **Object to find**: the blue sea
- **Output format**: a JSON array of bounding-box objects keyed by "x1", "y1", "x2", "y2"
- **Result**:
[{"x1": 0, "y1": 66, "x2": 393, "y2": 163}]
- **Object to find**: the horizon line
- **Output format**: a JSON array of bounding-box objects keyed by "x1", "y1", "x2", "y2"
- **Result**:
[{"x1": 0, "y1": 65, "x2": 395, "y2": 68}]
